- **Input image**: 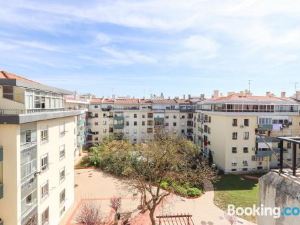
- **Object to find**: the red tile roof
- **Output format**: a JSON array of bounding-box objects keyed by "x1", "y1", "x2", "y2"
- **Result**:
[
  {"x1": 204, "y1": 93, "x2": 297, "y2": 104},
  {"x1": 0, "y1": 70, "x2": 39, "y2": 84},
  {"x1": 114, "y1": 98, "x2": 139, "y2": 105},
  {"x1": 151, "y1": 99, "x2": 177, "y2": 104}
]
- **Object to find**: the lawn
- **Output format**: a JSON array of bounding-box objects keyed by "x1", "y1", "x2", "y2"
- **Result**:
[{"x1": 213, "y1": 174, "x2": 260, "y2": 222}]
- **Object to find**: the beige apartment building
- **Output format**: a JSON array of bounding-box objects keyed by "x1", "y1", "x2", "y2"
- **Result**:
[
  {"x1": 86, "y1": 98, "x2": 196, "y2": 145},
  {"x1": 0, "y1": 71, "x2": 81, "y2": 225},
  {"x1": 194, "y1": 91, "x2": 300, "y2": 173}
]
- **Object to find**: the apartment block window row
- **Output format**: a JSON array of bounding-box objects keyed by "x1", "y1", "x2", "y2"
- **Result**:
[{"x1": 232, "y1": 132, "x2": 249, "y2": 140}]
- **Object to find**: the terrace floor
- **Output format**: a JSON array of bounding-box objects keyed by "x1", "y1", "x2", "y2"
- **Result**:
[{"x1": 60, "y1": 169, "x2": 257, "y2": 225}]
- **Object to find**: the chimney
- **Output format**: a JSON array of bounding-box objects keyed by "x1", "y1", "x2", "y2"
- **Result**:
[
  {"x1": 213, "y1": 90, "x2": 219, "y2": 98},
  {"x1": 281, "y1": 91, "x2": 286, "y2": 98},
  {"x1": 296, "y1": 91, "x2": 300, "y2": 100}
]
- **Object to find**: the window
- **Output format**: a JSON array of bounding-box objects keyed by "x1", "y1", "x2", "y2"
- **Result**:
[
  {"x1": 232, "y1": 132, "x2": 238, "y2": 140},
  {"x1": 134, "y1": 114, "x2": 137, "y2": 118},
  {"x1": 3, "y1": 85, "x2": 13, "y2": 100},
  {"x1": 26, "y1": 193, "x2": 33, "y2": 204},
  {"x1": 244, "y1": 132, "x2": 249, "y2": 140},
  {"x1": 25, "y1": 130, "x2": 32, "y2": 143},
  {"x1": 165, "y1": 123, "x2": 169, "y2": 126},
  {"x1": 232, "y1": 119, "x2": 238, "y2": 126},
  {"x1": 232, "y1": 147, "x2": 237, "y2": 153},
  {"x1": 142, "y1": 121, "x2": 145, "y2": 126},
  {"x1": 243, "y1": 147, "x2": 249, "y2": 153},
  {"x1": 244, "y1": 119, "x2": 249, "y2": 126},
  {"x1": 147, "y1": 113, "x2": 153, "y2": 118},
  {"x1": 142, "y1": 115, "x2": 145, "y2": 118},
  {"x1": 173, "y1": 122, "x2": 177, "y2": 126},
  {"x1": 41, "y1": 129, "x2": 48, "y2": 142},
  {"x1": 134, "y1": 121, "x2": 137, "y2": 126},
  {"x1": 232, "y1": 162, "x2": 237, "y2": 166},
  {"x1": 41, "y1": 154, "x2": 48, "y2": 172},
  {"x1": 59, "y1": 122, "x2": 66, "y2": 135},
  {"x1": 41, "y1": 181, "x2": 49, "y2": 199},
  {"x1": 94, "y1": 137, "x2": 98, "y2": 141},
  {"x1": 60, "y1": 189, "x2": 65, "y2": 205},
  {"x1": 42, "y1": 208, "x2": 49, "y2": 225},
  {"x1": 165, "y1": 115, "x2": 169, "y2": 119},
  {"x1": 94, "y1": 122, "x2": 98, "y2": 126},
  {"x1": 59, "y1": 167, "x2": 66, "y2": 183},
  {"x1": 94, "y1": 113, "x2": 98, "y2": 118},
  {"x1": 59, "y1": 145, "x2": 65, "y2": 160},
  {"x1": 173, "y1": 115, "x2": 177, "y2": 119},
  {"x1": 243, "y1": 160, "x2": 248, "y2": 166},
  {"x1": 126, "y1": 121, "x2": 129, "y2": 126}
]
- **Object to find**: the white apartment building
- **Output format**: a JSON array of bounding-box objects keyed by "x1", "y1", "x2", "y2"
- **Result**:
[
  {"x1": 86, "y1": 98, "x2": 196, "y2": 145},
  {"x1": 194, "y1": 91, "x2": 300, "y2": 173},
  {"x1": 0, "y1": 71, "x2": 81, "y2": 225}
]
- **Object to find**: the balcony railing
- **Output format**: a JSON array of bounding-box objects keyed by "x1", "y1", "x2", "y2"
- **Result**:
[
  {"x1": 21, "y1": 141, "x2": 37, "y2": 151},
  {"x1": 0, "y1": 108, "x2": 68, "y2": 115}
]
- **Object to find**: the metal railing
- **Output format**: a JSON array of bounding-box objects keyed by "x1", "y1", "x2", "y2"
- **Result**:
[{"x1": 0, "y1": 108, "x2": 68, "y2": 115}]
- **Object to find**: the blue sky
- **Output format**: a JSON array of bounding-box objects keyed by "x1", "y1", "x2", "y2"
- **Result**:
[{"x1": 1, "y1": 0, "x2": 300, "y2": 98}]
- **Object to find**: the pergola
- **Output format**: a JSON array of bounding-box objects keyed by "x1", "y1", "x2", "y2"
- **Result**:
[{"x1": 277, "y1": 136, "x2": 300, "y2": 176}]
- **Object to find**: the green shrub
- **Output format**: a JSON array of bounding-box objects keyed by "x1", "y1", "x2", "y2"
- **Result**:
[
  {"x1": 160, "y1": 180, "x2": 169, "y2": 189},
  {"x1": 173, "y1": 183, "x2": 188, "y2": 196},
  {"x1": 187, "y1": 187, "x2": 201, "y2": 197}
]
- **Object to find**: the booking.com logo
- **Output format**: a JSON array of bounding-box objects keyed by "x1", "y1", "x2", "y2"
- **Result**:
[{"x1": 227, "y1": 204, "x2": 300, "y2": 218}]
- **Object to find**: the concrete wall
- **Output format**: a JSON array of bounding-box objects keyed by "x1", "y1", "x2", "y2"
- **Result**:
[{"x1": 258, "y1": 172, "x2": 300, "y2": 225}]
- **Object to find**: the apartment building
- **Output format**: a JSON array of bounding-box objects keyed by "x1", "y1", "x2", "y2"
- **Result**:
[
  {"x1": 0, "y1": 71, "x2": 81, "y2": 225},
  {"x1": 194, "y1": 91, "x2": 300, "y2": 173},
  {"x1": 65, "y1": 94, "x2": 90, "y2": 156},
  {"x1": 86, "y1": 97, "x2": 196, "y2": 145}
]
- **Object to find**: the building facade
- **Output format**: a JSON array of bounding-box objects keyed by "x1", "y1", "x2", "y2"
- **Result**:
[
  {"x1": 86, "y1": 98, "x2": 196, "y2": 146},
  {"x1": 194, "y1": 91, "x2": 300, "y2": 173},
  {"x1": 0, "y1": 71, "x2": 81, "y2": 225}
]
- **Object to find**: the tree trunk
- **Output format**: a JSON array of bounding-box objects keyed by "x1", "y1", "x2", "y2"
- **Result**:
[{"x1": 149, "y1": 208, "x2": 156, "y2": 225}]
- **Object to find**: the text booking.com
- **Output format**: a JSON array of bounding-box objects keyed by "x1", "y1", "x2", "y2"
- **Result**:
[{"x1": 227, "y1": 204, "x2": 300, "y2": 218}]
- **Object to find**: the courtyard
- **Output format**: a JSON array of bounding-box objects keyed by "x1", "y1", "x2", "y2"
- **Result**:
[{"x1": 61, "y1": 168, "x2": 257, "y2": 225}]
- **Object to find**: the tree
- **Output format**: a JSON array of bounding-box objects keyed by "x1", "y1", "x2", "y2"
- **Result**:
[
  {"x1": 76, "y1": 202, "x2": 104, "y2": 225},
  {"x1": 124, "y1": 133, "x2": 216, "y2": 225},
  {"x1": 89, "y1": 133, "x2": 216, "y2": 225}
]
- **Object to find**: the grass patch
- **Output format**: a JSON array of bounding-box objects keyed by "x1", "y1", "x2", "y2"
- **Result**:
[{"x1": 214, "y1": 174, "x2": 260, "y2": 222}]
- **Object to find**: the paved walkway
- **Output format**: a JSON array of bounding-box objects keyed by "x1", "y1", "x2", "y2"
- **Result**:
[{"x1": 61, "y1": 169, "x2": 257, "y2": 225}]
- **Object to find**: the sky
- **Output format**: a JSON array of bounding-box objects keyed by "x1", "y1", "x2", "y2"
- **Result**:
[{"x1": 0, "y1": 0, "x2": 300, "y2": 98}]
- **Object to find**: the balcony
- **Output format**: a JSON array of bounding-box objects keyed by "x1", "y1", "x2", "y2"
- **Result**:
[
  {"x1": 20, "y1": 141, "x2": 37, "y2": 151},
  {"x1": 257, "y1": 124, "x2": 273, "y2": 131},
  {"x1": 0, "y1": 108, "x2": 66, "y2": 115},
  {"x1": 256, "y1": 136, "x2": 280, "y2": 143}
]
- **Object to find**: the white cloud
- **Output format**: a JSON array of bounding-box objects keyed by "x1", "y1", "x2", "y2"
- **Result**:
[{"x1": 95, "y1": 33, "x2": 111, "y2": 45}]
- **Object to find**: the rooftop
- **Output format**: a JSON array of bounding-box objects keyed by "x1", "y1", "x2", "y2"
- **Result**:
[
  {"x1": 203, "y1": 93, "x2": 299, "y2": 105},
  {"x1": 0, "y1": 70, "x2": 72, "y2": 95}
]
